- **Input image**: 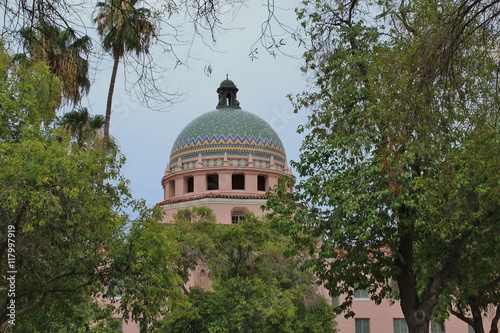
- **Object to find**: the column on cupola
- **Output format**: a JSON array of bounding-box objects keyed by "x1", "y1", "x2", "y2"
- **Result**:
[
  {"x1": 193, "y1": 154, "x2": 206, "y2": 193},
  {"x1": 174, "y1": 158, "x2": 185, "y2": 197},
  {"x1": 214, "y1": 152, "x2": 229, "y2": 191},
  {"x1": 163, "y1": 180, "x2": 170, "y2": 199},
  {"x1": 174, "y1": 178, "x2": 185, "y2": 197},
  {"x1": 268, "y1": 175, "x2": 279, "y2": 189},
  {"x1": 245, "y1": 154, "x2": 258, "y2": 192},
  {"x1": 245, "y1": 172, "x2": 258, "y2": 192},
  {"x1": 267, "y1": 157, "x2": 280, "y2": 188}
]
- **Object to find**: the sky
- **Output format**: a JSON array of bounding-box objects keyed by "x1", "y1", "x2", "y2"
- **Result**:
[{"x1": 83, "y1": 1, "x2": 309, "y2": 208}]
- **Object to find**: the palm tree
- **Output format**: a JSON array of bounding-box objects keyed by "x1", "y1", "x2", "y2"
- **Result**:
[
  {"x1": 93, "y1": 0, "x2": 158, "y2": 143},
  {"x1": 59, "y1": 107, "x2": 105, "y2": 149},
  {"x1": 19, "y1": 23, "x2": 92, "y2": 105}
]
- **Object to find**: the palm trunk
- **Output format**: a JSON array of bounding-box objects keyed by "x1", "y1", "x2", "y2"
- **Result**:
[{"x1": 104, "y1": 55, "x2": 120, "y2": 143}]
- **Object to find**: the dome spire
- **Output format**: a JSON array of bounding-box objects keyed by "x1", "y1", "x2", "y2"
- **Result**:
[{"x1": 216, "y1": 76, "x2": 241, "y2": 109}]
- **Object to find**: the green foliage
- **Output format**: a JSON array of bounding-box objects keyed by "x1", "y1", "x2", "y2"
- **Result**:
[
  {"x1": 168, "y1": 207, "x2": 219, "y2": 285},
  {"x1": 94, "y1": 0, "x2": 158, "y2": 59},
  {"x1": 267, "y1": 1, "x2": 499, "y2": 332},
  {"x1": 18, "y1": 23, "x2": 92, "y2": 105},
  {"x1": 162, "y1": 209, "x2": 336, "y2": 333},
  {"x1": 0, "y1": 44, "x2": 181, "y2": 332},
  {"x1": 59, "y1": 107, "x2": 105, "y2": 149},
  {"x1": 106, "y1": 205, "x2": 184, "y2": 332},
  {"x1": 0, "y1": 44, "x2": 61, "y2": 141}
]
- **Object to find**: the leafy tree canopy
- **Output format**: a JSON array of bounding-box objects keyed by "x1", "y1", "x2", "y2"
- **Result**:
[
  {"x1": 18, "y1": 23, "x2": 92, "y2": 105},
  {"x1": 0, "y1": 44, "x2": 183, "y2": 332},
  {"x1": 266, "y1": 1, "x2": 499, "y2": 333},
  {"x1": 161, "y1": 208, "x2": 337, "y2": 333}
]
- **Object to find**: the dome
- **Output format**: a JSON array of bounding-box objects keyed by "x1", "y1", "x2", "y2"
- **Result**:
[
  {"x1": 219, "y1": 79, "x2": 236, "y2": 88},
  {"x1": 169, "y1": 108, "x2": 286, "y2": 166}
]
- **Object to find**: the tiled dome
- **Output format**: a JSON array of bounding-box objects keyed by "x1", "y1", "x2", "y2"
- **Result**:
[{"x1": 169, "y1": 108, "x2": 286, "y2": 166}]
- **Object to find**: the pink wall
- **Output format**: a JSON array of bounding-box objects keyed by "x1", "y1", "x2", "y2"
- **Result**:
[
  {"x1": 162, "y1": 199, "x2": 268, "y2": 224},
  {"x1": 317, "y1": 285, "x2": 495, "y2": 333}
]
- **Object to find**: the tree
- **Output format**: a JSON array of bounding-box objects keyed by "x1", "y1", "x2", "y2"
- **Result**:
[
  {"x1": 438, "y1": 234, "x2": 500, "y2": 333},
  {"x1": 59, "y1": 107, "x2": 105, "y2": 149},
  {"x1": 161, "y1": 208, "x2": 336, "y2": 333},
  {"x1": 104, "y1": 206, "x2": 185, "y2": 332},
  {"x1": 93, "y1": 0, "x2": 159, "y2": 143},
  {"x1": 266, "y1": 1, "x2": 499, "y2": 333},
  {"x1": 0, "y1": 42, "x2": 61, "y2": 142},
  {"x1": 19, "y1": 23, "x2": 92, "y2": 105},
  {"x1": 0, "y1": 46, "x2": 182, "y2": 332}
]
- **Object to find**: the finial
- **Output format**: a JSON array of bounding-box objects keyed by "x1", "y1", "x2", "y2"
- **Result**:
[
  {"x1": 197, "y1": 153, "x2": 203, "y2": 168},
  {"x1": 176, "y1": 157, "x2": 183, "y2": 171},
  {"x1": 248, "y1": 153, "x2": 254, "y2": 167},
  {"x1": 270, "y1": 156, "x2": 276, "y2": 169},
  {"x1": 226, "y1": 73, "x2": 228, "y2": 80}
]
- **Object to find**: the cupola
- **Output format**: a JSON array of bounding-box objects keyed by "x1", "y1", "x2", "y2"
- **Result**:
[{"x1": 159, "y1": 78, "x2": 292, "y2": 225}]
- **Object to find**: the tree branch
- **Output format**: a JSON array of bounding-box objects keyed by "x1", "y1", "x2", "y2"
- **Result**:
[
  {"x1": 450, "y1": 302, "x2": 474, "y2": 326},
  {"x1": 0, "y1": 292, "x2": 47, "y2": 333},
  {"x1": 490, "y1": 305, "x2": 500, "y2": 333}
]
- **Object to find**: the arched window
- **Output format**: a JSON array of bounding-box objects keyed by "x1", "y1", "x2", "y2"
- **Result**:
[{"x1": 231, "y1": 210, "x2": 245, "y2": 224}]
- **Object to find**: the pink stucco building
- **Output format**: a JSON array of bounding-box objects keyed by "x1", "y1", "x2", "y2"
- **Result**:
[
  {"x1": 118, "y1": 79, "x2": 494, "y2": 333},
  {"x1": 322, "y1": 288, "x2": 495, "y2": 333}
]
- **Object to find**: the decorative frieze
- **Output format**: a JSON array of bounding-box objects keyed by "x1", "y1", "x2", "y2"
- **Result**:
[{"x1": 173, "y1": 157, "x2": 282, "y2": 171}]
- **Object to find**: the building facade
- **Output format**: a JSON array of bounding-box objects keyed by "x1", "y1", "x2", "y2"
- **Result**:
[{"x1": 119, "y1": 79, "x2": 494, "y2": 333}]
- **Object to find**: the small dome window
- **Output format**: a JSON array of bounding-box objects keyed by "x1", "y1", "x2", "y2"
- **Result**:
[
  {"x1": 232, "y1": 174, "x2": 245, "y2": 190},
  {"x1": 168, "y1": 180, "x2": 175, "y2": 198},
  {"x1": 186, "y1": 176, "x2": 194, "y2": 193},
  {"x1": 207, "y1": 174, "x2": 219, "y2": 190},
  {"x1": 257, "y1": 175, "x2": 266, "y2": 191}
]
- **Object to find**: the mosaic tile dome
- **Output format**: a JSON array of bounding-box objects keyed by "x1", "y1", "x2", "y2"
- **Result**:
[{"x1": 169, "y1": 108, "x2": 286, "y2": 166}]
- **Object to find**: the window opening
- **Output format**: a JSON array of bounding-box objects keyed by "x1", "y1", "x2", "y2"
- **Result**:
[
  {"x1": 207, "y1": 174, "x2": 219, "y2": 190},
  {"x1": 168, "y1": 180, "x2": 175, "y2": 198},
  {"x1": 232, "y1": 174, "x2": 245, "y2": 190},
  {"x1": 187, "y1": 176, "x2": 194, "y2": 193},
  {"x1": 431, "y1": 322, "x2": 445, "y2": 333},
  {"x1": 355, "y1": 318, "x2": 370, "y2": 333},
  {"x1": 393, "y1": 319, "x2": 408, "y2": 333},
  {"x1": 331, "y1": 295, "x2": 339, "y2": 308},
  {"x1": 231, "y1": 210, "x2": 245, "y2": 224},
  {"x1": 354, "y1": 288, "x2": 369, "y2": 299},
  {"x1": 257, "y1": 175, "x2": 266, "y2": 191}
]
